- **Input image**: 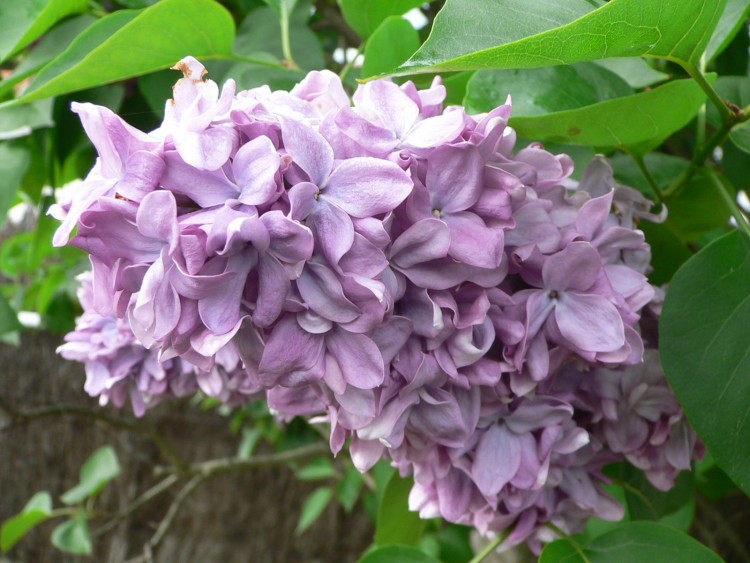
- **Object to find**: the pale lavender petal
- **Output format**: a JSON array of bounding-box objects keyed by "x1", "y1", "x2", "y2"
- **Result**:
[
  {"x1": 326, "y1": 328, "x2": 385, "y2": 389},
  {"x1": 543, "y1": 241, "x2": 601, "y2": 292},
  {"x1": 280, "y1": 116, "x2": 333, "y2": 185},
  {"x1": 555, "y1": 292, "x2": 625, "y2": 353},
  {"x1": 259, "y1": 317, "x2": 325, "y2": 386},
  {"x1": 233, "y1": 135, "x2": 281, "y2": 205},
  {"x1": 427, "y1": 144, "x2": 484, "y2": 213},
  {"x1": 391, "y1": 218, "x2": 451, "y2": 268},
  {"x1": 472, "y1": 424, "x2": 521, "y2": 496},
  {"x1": 444, "y1": 212, "x2": 504, "y2": 269},
  {"x1": 174, "y1": 126, "x2": 237, "y2": 171},
  {"x1": 323, "y1": 158, "x2": 412, "y2": 217}
]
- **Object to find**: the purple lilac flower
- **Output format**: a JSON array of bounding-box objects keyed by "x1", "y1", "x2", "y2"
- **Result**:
[{"x1": 54, "y1": 57, "x2": 703, "y2": 551}]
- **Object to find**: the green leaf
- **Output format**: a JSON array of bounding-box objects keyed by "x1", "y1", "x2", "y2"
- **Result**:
[
  {"x1": 465, "y1": 63, "x2": 632, "y2": 116},
  {"x1": 0, "y1": 100, "x2": 53, "y2": 139},
  {"x1": 591, "y1": 58, "x2": 669, "y2": 89},
  {"x1": 359, "y1": 545, "x2": 440, "y2": 563},
  {"x1": 1, "y1": 491, "x2": 52, "y2": 553},
  {"x1": 506, "y1": 78, "x2": 707, "y2": 154},
  {"x1": 0, "y1": 15, "x2": 96, "y2": 98},
  {"x1": 661, "y1": 229, "x2": 750, "y2": 497},
  {"x1": 336, "y1": 466, "x2": 363, "y2": 513},
  {"x1": 223, "y1": 3, "x2": 320, "y2": 91},
  {"x1": 705, "y1": 0, "x2": 750, "y2": 61},
  {"x1": 295, "y1": 486, "x2": 333, "y2": 535},
  {"x1": 395, "y1": 0, "x2": 726, "y2": 75},
  {"x1": 0, "y1": 0, "x2": 88, "y2": 62},
  {"x1": 710, "y1": 77, "x2": 750, "y2": 153},
  {"x1": 261, "y1": 0, "x2": 298, "y2": 19},
  {"x1": 615, "y1": 464, "x2": 695, "y2": 523},
  {"x1": 539, "y1": 522, "x2": 723, "y2": 563},
  {"x1": 296, "y1": 458, "x2": 336, "y2": 481},
  {"x1": 50, "y1": 516, "x2": 92, "y2": 555},
  {"x1": 339, "y1": 0, "x2": 426, "y2": 39},
  {"x1": 61, "y1": 446, "x2": 121, "y2": 505},
  {"x1": 375, "y1": 473, "x2": 424, "y2": 547},
  {"x1": 0, "y1": 141, "x2": 31, "y2": 223},
  {"x1": 361, "y1": 16, "x2": 420, "y2": 78},
  {"x1": 19, "y1": 0, "x2": 235, "y2": 103},
  {"x1": 665, "y1": 171, "x2": 733, "y2": 242}
]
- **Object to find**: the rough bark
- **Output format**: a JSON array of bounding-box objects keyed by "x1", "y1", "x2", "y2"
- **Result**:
[{"x1": 0, "y1": 331, "x2": 372, "y2": 562}]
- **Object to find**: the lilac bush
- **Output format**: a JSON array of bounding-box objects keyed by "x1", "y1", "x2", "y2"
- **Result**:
[{"x1": 52, "y1": 56, "x2": 702, "y2": 549}]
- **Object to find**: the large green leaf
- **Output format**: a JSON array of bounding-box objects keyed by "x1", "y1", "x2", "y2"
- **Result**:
[
  {"x1": 0, "y1": 0, "x2": 88, "y2": 62},
  {"x1": 539, "y1": 522, "x2": 723, "y2": 563},
  {"x1": 375, "y1": 473, "x2": 424, "y2": 547},
  {"x1": 394, "y1": 0, "x2": 726, "y2": 75},
  {"x1": 661, "y1": 230, "x2": 750, "y2": 496},
  {"x1": 591, "y1": 58, "x2": 669, "y2": 89},
  {"x1": 464, "y1": 63, "x2": 632, "y2": 116},
  {"x1": 60, "y1": 446, "x2": 121, "y2": 505},
  {"x1": 361, "y1": 16, "x2": 421, "y2": 78},
  {"x1": 705, "y1": 0, "x2": 750, "y2": 62},
  {"x1": 711, "y1": 77, "x2": 750, "y2": 154},
  {"x1": 0, "y1": 15, "x2": 96, "y2": 98},
  {"x1": 18, "y1": 0, "x2": 235, "y2": 103},
  {"x1": 339, "y1": 0, "x2": 426, "y2": 39},
  {"x1": 502, "y1": 78, "x2": 707, "y2": 153},
  {"x1": 0, "y1": 491, "x2": 52, "y2": 553}
]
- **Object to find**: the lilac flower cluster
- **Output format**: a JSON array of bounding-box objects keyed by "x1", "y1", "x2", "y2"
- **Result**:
[{"x1": 53, "y1": 57, "x2": 701, "y2": 547}]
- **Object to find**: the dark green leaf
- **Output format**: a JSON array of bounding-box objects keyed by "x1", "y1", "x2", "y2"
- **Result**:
[
  {"x1": 0, "y1": 0, "x2": 88, "y2": 62},
  {"x1": 639, "y1": 222, "x2": 693, "y2": 284},
  {"x1": 375, "y1": 473, "x2": 424, "y2": 547},
  {"x1": 361, "y1": 16, "x2": 420, "y2": 78},
  {"x1": 359, "y1": 545, "x2": 440, "y2": 563},
  {"x1": 337, "y1": 466, "x2": 363, "y2": 513},
  {"x1": 61, "y1": 446, "x2": 121, "y2": 504},
  {"x1": 661, "y1": 230, "x2": 750, "y2": 496},
  {"x1": 616, "y1": 464, "x2": 695, "y2": 522},
  {"x1": 705, "y1": 0, "x2": 750, "y2": 61},
  {"x1": 224, "y1": 3, "x2": 320, "y2": 91},
  {"x1": 710, "y1": 77, "x2": 750, "y2": 152},
  {"x1": 666, "y1": 171, "x2": 733, "y2": 241},
  {"x1": 465, "y1": 63, "x2": 632, "y2": 116},
  {"x1": 539, "y1": 522, "x2": 724, "y2": 563},
  {"x1": 591, "y1": 58, "x2": 669, "y2": 89},
  {"x1": 610, "y1": 152, "x2": 690, "y2": 198},
  {"x1": 50, "y1": 517, "x2": 92, "y2": 555},
  {"x1": 138, "y1": 69, "x2": 177, "y2": 119},
  {"x1": 295, "y1": 486, "x2": 333, "y2": 535},
  {"x1": 19, "y1": 0, "x2": 235, "y2": 103},
  {"x1": 695, "y1": 453, "x2": 737, "y2": 500},
  {"x1": 437, "y1": 524, "x2": 474, "y2": 563},
  {"x1": 261, "y1": 0, "x2": 298, "y2": 19},
  {"x1": 234, "y1": 3, "x2": 324, "y2": 70},
  {"x1": 506, "y1": 78, "x2": 707, "y2": 154},
  {"x1": 1, "y1": 491, "x2": 52, "y2": 553},
  {"x1": 0, "y1": 142, "x2": 31, "y2": 222},
  {"x1": 395, "y1": 0, "x2": 726, "y2": 75},
  {"x1": 339, "y1": 0, "x2": 426, "y2": 39}
]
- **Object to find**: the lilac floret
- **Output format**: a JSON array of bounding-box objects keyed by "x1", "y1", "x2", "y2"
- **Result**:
[{"x1": 54, "y1": 56, "x2": 703, "y2": 552}]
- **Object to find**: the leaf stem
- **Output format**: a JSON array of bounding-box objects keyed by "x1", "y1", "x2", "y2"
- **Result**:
[
  {"x1": 708, "y1": 171, "x2": 750, "y2": 237},
  {"x1": 280, "y1": 10, "x2": 299, "y2": 70},
  {"x1": 545, "y1": 522, "x2": 592, "y2": 563},
  {"x1": 468, "y1": 529, "x2": 510, "y2": 563},
  {"x1": 339, "y1": 44, "x2": 363, "y2": 82},
  {"x1": 630, "y1": 153, "x2": 665, "y2": 205},
  {"x1": 682, "y1": 62, "x2": 732, "y2": 123}
]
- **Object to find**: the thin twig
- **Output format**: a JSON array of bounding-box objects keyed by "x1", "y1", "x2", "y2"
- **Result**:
[
  {"x1": 155, "y1": 442, "x2": 330, "y2": 477},
  {"x1": 682, "y1": 61, "x2": 733, "y2": 124},
  {"x1": 148, "y1": 475, "x2": 206, "y2": 550},
  {"x1": 709, "y1": 171, "x2": 750, "y2": 237},
  {"x1": 92, "y1": 474, "x2": 180, "y2": 538}
]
